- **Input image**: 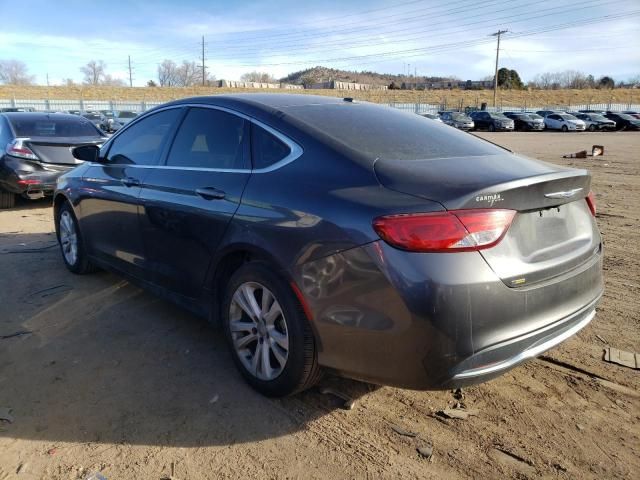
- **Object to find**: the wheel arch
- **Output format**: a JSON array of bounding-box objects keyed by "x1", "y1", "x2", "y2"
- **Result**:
[{"x1": 206, "y1": 243, "x2": 294, "y2": 325}]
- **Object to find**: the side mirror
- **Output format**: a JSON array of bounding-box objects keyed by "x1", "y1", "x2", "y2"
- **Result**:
[{"x1": 72, "y1": 145, "x2": 100, "y2": 162}]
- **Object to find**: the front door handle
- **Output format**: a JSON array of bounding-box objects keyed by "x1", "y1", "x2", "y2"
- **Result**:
[
  {"x1": 121, "y1": 177, "x2": 140, "y2": 187},
  {"x1": 195, "y1": 187, "x2": 226, "y2": 200}
]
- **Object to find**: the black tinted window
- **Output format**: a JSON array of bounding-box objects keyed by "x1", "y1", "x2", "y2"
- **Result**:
[
  {"x1": 9, "y1": 115, "x2": 100, "y2": 137},
  {"x1": 286, "y1": 103, "x2": 503, "y2": 160},
  {"x1": 106, "y1": 108, "x2": 181, "y2": 165},
  {"x1": 166, "y1": 108, "x2": 246, "y2": 169},
  {"x1": 252, "y1": 124, "x2": 291, "y2": 169}
]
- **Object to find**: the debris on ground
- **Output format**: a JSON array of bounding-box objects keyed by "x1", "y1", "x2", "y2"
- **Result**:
[
  {"x1": 437, "y1": 408, "x2": 479, "y2": 420},
  {"x1": 390, "y1": 424, "x2": 418, "y2": 438},
  {"x1": 603, "y1": 347, "x2": 640, "y2": 369},
  {"x1": 84, "y1": 473, "x2": 107, "y2": 480},
  {"x1": 595, "y1": 334, "x2": 608, "y2": 344},
  {"x1": 0, "y1": 330, "x2": 32, "y2": 340},
  {"x1": 591, "y1": 145, "x2": 605, "y2": 156},
  {"x1": 0, "y1": 407, "x2": 14, "y2": 423},
  {"x1": 452, "y1": 388, "x2": 464, "y2": 400},
  {"x1": 209, "y1": 394, "x2": 219, "y2": 404},
  {"x1": 320, "y1": 387, "x2": 355, "y2": 410},
  {"x1": 416, "y1": 444, "x2": 434, "y2": 460},
  {"x1": 562, "y1": 150, "x2": 587, "y2": 158}
]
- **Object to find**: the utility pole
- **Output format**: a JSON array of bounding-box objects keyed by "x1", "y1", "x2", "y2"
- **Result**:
[
  {"x1": 128, "y1": 55, "x2": 133, "y2": 87},
  {"x1": 491, "y1": 30, "x2": 508, "y2": 107},
  {"x1": 46, "y1": 73, "x2": 49, "y2": 87},
  {"x1": 201, "y1": 35, "x2": 206, "y2": 86}
]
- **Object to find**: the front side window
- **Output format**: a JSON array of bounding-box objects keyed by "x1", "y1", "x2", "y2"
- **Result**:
[
  {"x1": 251, "y1": 124, "x2": 291, "y2": 169},
  {"x1": 105, "y1": 108, "x2": 181, "y2": 165},
  {"x1": 166, "y1": 107, "x2": 246, "y2": 169}
]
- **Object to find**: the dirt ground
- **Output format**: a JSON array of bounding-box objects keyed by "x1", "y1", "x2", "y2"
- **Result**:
[{"x1": 0, "y1": 131, "x2": 638, "y2": 480}]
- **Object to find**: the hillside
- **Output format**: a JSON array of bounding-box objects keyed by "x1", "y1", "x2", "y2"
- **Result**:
[
  {"x1": 0, "y1": 85, "x2": 637, "y2": 109},
  {"x1": 279, "y1": 66, "x2": 451, "y2": 86}
]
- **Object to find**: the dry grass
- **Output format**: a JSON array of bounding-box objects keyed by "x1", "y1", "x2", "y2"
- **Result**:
[{"x1": 0, "y1": 85, "x2": 638, "y2": 107}]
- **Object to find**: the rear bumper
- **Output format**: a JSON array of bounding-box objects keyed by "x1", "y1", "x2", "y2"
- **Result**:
[
  {"x1": 0, "y1": 156, "x2": 74, "y2": 195},
  {"x1": 446, "y1": 299, "x2": 597, "y2": 387},
  {"x1": 294, "y1": 240, "x2": 603, "y2": 390}
]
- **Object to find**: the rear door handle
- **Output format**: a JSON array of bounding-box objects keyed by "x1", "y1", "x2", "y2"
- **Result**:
[
  {"x1": 121, "y1": 177, "x2": 140, "y2": 187},
  {"x1": 195, "y1": 187, "x2": 226, "y2": 200}
]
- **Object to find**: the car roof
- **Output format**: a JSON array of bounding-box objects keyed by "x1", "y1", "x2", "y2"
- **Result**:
[{"x1": 1, "y1": 112, "x2": 86, "y2": 121}]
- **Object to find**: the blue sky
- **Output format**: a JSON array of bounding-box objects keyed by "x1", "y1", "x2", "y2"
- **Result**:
[{"x1": 0, "y1": 0, "x2": 638, "y2": 86}]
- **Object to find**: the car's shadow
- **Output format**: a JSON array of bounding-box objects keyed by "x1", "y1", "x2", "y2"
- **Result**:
[{"x1": 0, "y1": 232, "x2": 376, "y2": 447}]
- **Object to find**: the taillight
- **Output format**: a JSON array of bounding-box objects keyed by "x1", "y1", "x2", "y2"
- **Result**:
[
  {"x1": 372, "y1": 209, "x2": 516, "y2": 253},
  {"x1": 586, "y1": 191, "x2": 596, "y2": 217},
  {"x1": 6, "y1": 139, "x2": 38, "y2": 160}
]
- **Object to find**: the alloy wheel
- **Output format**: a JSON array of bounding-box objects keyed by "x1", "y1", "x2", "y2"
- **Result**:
[
  {"x1": 229, "y1": 282, "x2": 289, "y2": 381},
  {"x1": 59, "y1": 211, "x2": 78, "y2": 265}
]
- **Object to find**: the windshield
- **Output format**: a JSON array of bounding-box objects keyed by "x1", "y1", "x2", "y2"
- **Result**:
[
  {"x1": 527, "y1": 113, "x2": 542, "y2": 119},
  {"x1": 617, "y1": 113, "x2": 636, "y2": 120},
  {"x1": 83, "y1": 114, "x2": 102, "y2": 120},
  {"x1": 489, "y1": 113, "x2": 508, "y2": 119},
  {"x1": 451, "y1": 113, "x2": 470, "y2": 121},
  {"x1": 118, "y1": 111, "x2": 137, "y2": 118},
  {"x1": 559, "y1": 114, "x2": 578, "y2": 120},
  {"x1": 589, "y1": 114, "x2": 607, "y2": 121},
  {"x1": 10, "y1": 116, "x2": 101, "y2": 137}
]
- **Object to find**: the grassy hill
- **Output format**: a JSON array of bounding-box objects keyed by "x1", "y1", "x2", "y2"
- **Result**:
[{"x1": 0, "y1": 84, "x2": 637, "y2": 108}]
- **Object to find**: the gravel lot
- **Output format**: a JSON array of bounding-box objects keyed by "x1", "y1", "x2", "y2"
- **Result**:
[{"x1": 0, "y1": 131, "x2": 638, "y2": 479}]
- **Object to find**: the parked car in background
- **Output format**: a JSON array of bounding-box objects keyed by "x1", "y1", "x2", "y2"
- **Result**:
[
  {"x1": 81, "y1": 112, "x2": 109, "y2": 132},
  {"x1": 604, "y1": 112, "x2": 640, "y2": 130},
  {"x1": 544, "y1": 113, "x2": 586, "y2": 132},
  {"x1": 578, "y1": 109, "x2": 607, "y2": 115},
  {"x1": 0, "y1": 112, "x2": 106, "y2": 208},
  {"x1": 67, "y1": 110, "x2": 82, "y2": 115},
  {"x1": 420, "y1": 113, "x2": 443, "y2": 122},
  {"x1": 620, "y1": 111, "x2": 640, "y2": 119},
  {"x1": 440, "y1": 111, "x2": 474, "y2": 130},
  {"x1": 503, "y1": 112, "x2": 545, "y2": 131},
  {"x1": 55, "y1": 94, "x2": 603, "y2": 396},
  {"x1": 469, "y1": 111, "x2": 514, "y2": 131},
  {"x1": 0, "y1": 107, "x2": 36, "y2": 112},
  {"x1": 115, "y1": 110, "x2": 138, "y2": 126},
  {"x1": 574, "y1": 113, "x2": 616, "y2": 131}
]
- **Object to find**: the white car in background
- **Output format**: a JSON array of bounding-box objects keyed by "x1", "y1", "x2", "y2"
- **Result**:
[{"x1": 544, "y1": 113, "x2": 586, "y2": 132}]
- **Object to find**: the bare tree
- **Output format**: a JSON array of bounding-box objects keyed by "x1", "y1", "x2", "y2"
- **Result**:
[
  {"x1": 81, "y1": 60, "x2": 106, "y2": 85},
  {"x1": 62, "y1": 78, "x2": 76, "y2": 86},
  {"x1": 0, "y1": 59, "x2": 35, "y2": 85},
  {"x1": 102, "y1": 74, "x2": 126, "y2": 87},
  {"x1": 176, "y1": 61, "x2": 201, "y2": 87},
  {"x1": 157, "y1": 60, "x2": 179, "y2": 86},
  {"x1": 240, "y1": 71, "x2": 277, "y2": 83}
]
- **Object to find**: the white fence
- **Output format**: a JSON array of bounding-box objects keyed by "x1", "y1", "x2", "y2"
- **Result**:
[{"x1": 1, "y1": 98, "x2": 638, "y2": 114}]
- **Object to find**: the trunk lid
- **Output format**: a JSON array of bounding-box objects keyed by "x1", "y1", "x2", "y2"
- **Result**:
[
  {"x1": 374, "y1": 153, "x2": 600, "y2": 287},
  {"x1": 24, "y1": 136, "x2": 105, "y2": 165}
]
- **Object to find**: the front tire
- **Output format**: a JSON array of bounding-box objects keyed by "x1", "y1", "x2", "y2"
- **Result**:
[
  {"x1": 561, "y1": 125, "x2": 568, "y2": 132},
  {"x1": 488, "y1": 124, "x2": 496, "y2": 132},
  {"x1": 0, "y1": 189, "x2": 15, "y2": 209},
  {"x1": 56, "y1": 202, "x2": 97, "y2": 274},
  {"x1": 223, "y1": 263, "x2": 321, "y2": 397},
  {"x1": 588, "y1": 124, "x2": 596, "y2": 132}
]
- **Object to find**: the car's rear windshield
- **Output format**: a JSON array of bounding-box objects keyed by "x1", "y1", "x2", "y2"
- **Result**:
[
  {"x1": 118, "y1": 111, "x2": 137, "y2": 118},
  {"x1": 9, "y1": 116, "x2": 101, "y2": 137},
  {"x1": 285, "y1": 103, "x2": 504, "y2": 160}
]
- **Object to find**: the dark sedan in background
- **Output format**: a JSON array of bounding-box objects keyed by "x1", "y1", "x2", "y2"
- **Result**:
[
  {"x1": 55, "y1": 94, "x2": 603, "y2": 397},
  {"x1": 503, "y1": 112, "x2": 545, "y2": 131},
  {"x1": 604, "y1": 112, "x2": 640, "y2": 130},
  {"x1": 469, "y1": 111, "x2": 515, "y2": 131},
  {"x1": 574, "y1": 113, "x2": 616, "y2": 131},
  {"x1": 0, "y1": 112, "x2": 106, "y2": 208}
]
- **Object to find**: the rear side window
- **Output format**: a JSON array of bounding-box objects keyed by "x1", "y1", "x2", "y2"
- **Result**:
[
  {"x1": 106, "y1": 108, "x2": 181, "y2": 165},
  {"x1": 251, "y1": 124, "x2": 291, "y2": 169},
  {"x1": 9, "y1": 116, "x2": 100, "y2": 137},
  {"x1": 166, "y1": 107, "x2": 246, "y2": 169}
]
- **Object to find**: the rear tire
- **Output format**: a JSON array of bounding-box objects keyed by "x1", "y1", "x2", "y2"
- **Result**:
[
  {"x1": 223, "y1": 262, "x2": 321, "y2": 397},
  {"x1": 0, "y1": 189, "x2": 15, "y2": 209},
  {"x1": 55, "y1": 202, "x2": 97, "y2": 274}
]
